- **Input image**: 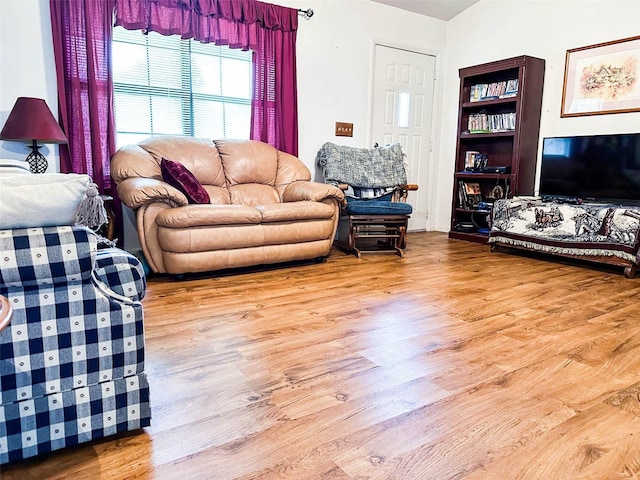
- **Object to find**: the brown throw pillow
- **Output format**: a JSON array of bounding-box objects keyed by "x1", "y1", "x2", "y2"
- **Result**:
[{"x1": 160, "y1": 158, "x2": 210, "y2": 204}]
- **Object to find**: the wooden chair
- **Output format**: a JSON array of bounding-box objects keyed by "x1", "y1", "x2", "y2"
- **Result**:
[{"x1": 317, "y1": 142, "x2": 418, "y2": 258}]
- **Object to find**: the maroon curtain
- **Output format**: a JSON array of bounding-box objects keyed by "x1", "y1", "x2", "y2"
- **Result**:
[
  {"x1": 251, "y1": 24, "x2": 298, "y2": 156},
  {"x1": 114, "y1": 0, "x2": 299, "y2": 155},
  {"x1": 50, "y1": 0, "x2": 123, "y2": 242},
  {"x1": 50, "y1": 0, "x2": 116, "y2": 191}
]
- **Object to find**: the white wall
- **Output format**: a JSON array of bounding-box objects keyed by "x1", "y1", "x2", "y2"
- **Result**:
[
  {"x1": 0, "y1": 0, "x2": 446, "y2": 248},
  {"x1": 435, "y1": 0, "x2": 640, "y2": 231},
  {"x1": 0, "y1": 0, "x2": 59, "y2": 171},
  {"x1": 2, "y1": 0, "x2": 639, "y2": 243},
  {"x1": 276, "y1": 0, "x2": 447, "y2": 183},
  {"x1": 0, "y1": 0, "x2": 445, "y2": 181}
]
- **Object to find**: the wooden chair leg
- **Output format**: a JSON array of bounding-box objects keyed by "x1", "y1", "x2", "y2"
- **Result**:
[
  {"x1": 398, "y1": 221, "x2": 408, "y2": 249},
  {"x1": 348, "y1": 224, "x2": 357, "y2": 251},
  {"x1": 342, "y1": 215, "x2": 410, "y2": 258}
]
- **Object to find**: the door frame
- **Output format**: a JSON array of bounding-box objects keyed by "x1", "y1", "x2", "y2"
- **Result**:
[{"x1": 367, "y1": 40, "x2": 443, "y2": 232}]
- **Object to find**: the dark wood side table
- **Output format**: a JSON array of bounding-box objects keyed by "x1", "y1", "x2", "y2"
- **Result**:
[{"x1": 99, "y1": 194, "x2": 116, "y2": 240}]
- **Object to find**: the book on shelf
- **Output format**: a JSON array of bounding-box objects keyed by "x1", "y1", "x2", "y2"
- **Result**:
[
  {"x1": 467, "y1": 112, "x2": 516, "y2": 133},
  {"x1": 499, "y1": 79, "x2": 519, "y2": 98},
  {"x1": 458, "y1": 181, "x2": 482, "y2": 208},
  {"x1": 464, "y1": 182, "x2": 481, "y2": 195},
  {"x1": 474, "y1": 154, "x2": 488, "y2": 171},
  {"x1": 458, "y1": 180, "x2": 467, "y2": 207},
  {"x1": 469, "y1": 79, "x2": 518, "y2": 102},
  {"x1": 465, "y1": 182, "x2": 482, "y2": 207},
  {"x1": 469, "y1": 84, "x2": 487, "y2": 102},
  {"x1": 464, "y1": 150, "x2": 480, "y2": 170},
  {"x1": 469, "y1": 85, "x2": 482, "y2": 102},
  {"x1": 467, "y1": 112, "x2": 490, "y2": 133}
]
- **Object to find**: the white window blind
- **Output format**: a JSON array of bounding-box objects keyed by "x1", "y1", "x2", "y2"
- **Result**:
[{"x1": 112, "y1": 27, "x2": 252, "y2": 148}]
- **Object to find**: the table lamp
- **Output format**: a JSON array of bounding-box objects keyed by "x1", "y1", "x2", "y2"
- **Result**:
[{"x1": 0, "y1": 97, "x2": 68, "y2": 173}]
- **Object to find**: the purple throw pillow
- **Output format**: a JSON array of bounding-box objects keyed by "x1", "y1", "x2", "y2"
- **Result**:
[{"x1": 160, "y1": 158, "x2": 210, "y2": 204}]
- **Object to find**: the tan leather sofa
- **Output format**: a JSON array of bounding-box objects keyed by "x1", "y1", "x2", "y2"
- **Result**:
[{"x1": 111, "y1": 136, "x2": 344, "y2": 275}]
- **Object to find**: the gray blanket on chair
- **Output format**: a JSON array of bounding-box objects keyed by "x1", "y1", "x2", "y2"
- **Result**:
[{"x1": 316, "y1": 142, "x2": 407, "y2": 188}]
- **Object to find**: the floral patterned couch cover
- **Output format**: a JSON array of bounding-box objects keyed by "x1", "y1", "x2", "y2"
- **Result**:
[{"x1": 488, "y1": 197, "x2": 640, "y2": 277}]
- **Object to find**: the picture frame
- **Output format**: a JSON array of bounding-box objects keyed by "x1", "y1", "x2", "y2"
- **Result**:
[{"x1": 561, "y1": 35, "x2": 640, "y2": 117}]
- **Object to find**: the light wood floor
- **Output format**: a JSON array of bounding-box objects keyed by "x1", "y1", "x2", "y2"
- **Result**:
[{"x1": 3, "y1": 232, "x2": 640, "y2": 479}]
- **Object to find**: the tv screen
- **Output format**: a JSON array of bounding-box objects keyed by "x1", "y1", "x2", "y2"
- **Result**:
[{"x1": 539, "y1": 133, "x2": 640, "y2": 205}]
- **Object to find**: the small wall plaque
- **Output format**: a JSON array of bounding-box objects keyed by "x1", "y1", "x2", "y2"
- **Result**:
[{"x1": 335, "y1": 122, "x2": 353, "y2": 137}]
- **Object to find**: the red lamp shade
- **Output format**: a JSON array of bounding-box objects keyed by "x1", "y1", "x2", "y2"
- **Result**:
[
  {"x1": 0, "y1": 97, "x2": 67, "y2": 144},
  {"x1": 0, "y1": 97, "x2": 68, "y2": 173}
]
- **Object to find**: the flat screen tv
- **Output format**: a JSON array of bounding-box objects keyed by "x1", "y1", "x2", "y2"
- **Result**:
[{"x1": 539, "y1": 132, "x2": 640, "y2": 205}]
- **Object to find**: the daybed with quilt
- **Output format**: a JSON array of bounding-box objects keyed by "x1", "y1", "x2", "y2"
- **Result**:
[{"x1": 489, "y1": 197, "x2": 640, "y2": 278}]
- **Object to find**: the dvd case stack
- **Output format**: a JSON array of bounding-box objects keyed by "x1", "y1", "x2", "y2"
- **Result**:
[
  {"x1": 469, "y1": 79, "x2": 518, "y2": 102},
  {"x1": 467, "y1": 112, "x2": 516, "y2": 133}
]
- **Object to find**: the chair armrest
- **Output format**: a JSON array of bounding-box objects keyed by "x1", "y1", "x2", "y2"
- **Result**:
[
  {"x1": 394, "y1": 184, "x2": 418, "y2": 202},
  {"x1": 0, "y1": 226, "x2": 96, "y2": 288},
  {"x1": 116, "y1": 177, "x2": 188, "y2": 210},
  {"x1": 282, "y1": 181, "x2": 345, "y2": 203},
  {"x1": 94, "y1": 248, "x2": 146, "y2": 302}
]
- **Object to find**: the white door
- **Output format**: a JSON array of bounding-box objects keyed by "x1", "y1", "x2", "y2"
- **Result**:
[{"x1": 371, "y1": 44, "x2": 436, "y2": 231}]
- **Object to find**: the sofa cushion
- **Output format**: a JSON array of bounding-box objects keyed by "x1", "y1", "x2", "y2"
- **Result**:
[
  {"x1": 345, "y1": 200, "x2": 412, "y2": 216},
  {"x1": 158, "y1": 221, "x2": 336, "y2": 255},
  {"x1": 228, "y1": 183, "x2": 280, "y2": 206},
  {"x1": 216, "y1": 139, "x2": 278, "y2": 186},
  {"x1": 139, "y1": 136, "x2": 226, "y2": 186},
  {"x1": 274, "y1": 151, "x2": 312, "y2": 186},
  {"x1": 161, "y1": 158, "x2": 210, "y2": 204},
  {"x1": 203, "y1": 185, "x2": 232, "y2": 205},
  {"x1": 256, "y1": 202, "x2": 336, "y2": 222},
  {"x1": 156, "y1": 204, "x2": 262, "y2": 228}
]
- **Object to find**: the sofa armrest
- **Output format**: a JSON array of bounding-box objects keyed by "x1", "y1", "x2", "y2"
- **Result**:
[
  {"x1": 117, "y1": 177, "x2": 189, "y2": 210},
  {"x1": 94, "y1": 248, "x2": 146, "y2": 302},
  {"x1": 282, "y1": 181, "x2": 345, "y2": 203}
]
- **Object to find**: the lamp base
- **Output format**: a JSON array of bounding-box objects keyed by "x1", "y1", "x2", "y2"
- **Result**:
[{"x1": 26, "y1": 142, "x2": 47, "y2": 173}]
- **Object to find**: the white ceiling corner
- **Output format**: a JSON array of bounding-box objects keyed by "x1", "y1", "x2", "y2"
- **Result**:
[{"x1": 370, "y1": 0, "x2": 480, "y2": 21}]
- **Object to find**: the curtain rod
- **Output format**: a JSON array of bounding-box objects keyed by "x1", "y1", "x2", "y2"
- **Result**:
[{"x1": 298, "y1": 8, "x2": 314, "y2": 19}]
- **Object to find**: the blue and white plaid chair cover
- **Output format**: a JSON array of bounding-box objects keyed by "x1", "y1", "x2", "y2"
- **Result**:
[{"x1": 0, "y1": 226, "x2": 150, "y2": 464}]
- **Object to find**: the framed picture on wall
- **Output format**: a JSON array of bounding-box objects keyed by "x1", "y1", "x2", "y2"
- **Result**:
[{"x1": 561, "y1": 35, "x2": 640, "y2": 117}]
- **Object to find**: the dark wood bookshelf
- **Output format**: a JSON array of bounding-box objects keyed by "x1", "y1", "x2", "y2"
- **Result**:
[
  {"x1": 462, "y1": 98, "x2": 517, "y2": 108},
  {"x1": 455, "y1": 172, "x2": 514, "y2": 180},
  {"x1": 459, "y1": 131, "x2": 516, "y2": 139},
  {"x1": 448, "y1": 230, "x2": 491, "y2": 243},
  {"x1": 449, "y1": 55, "x2": 545, "y2": 243}
]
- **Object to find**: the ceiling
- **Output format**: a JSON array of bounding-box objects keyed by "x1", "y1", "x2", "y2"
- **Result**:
[{"x1": 370, "y1": 0, "x2": 480, "y2": 21}]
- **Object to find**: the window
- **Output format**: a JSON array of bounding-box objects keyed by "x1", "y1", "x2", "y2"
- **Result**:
[{"x1": 112, "y1": 27, "x2": 253, "y2": 148}]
